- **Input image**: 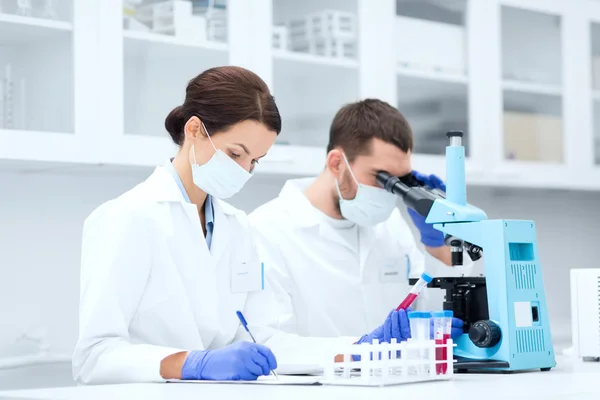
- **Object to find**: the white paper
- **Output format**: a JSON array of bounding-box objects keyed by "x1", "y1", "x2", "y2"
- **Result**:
[{"x1": 167, "y1": 375, "x2": 321, "y2": 385}]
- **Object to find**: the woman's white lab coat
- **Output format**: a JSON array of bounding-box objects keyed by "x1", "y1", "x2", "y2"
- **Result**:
[{"x1": 72, "y1": 166, "x2": 350, "y2": 385}]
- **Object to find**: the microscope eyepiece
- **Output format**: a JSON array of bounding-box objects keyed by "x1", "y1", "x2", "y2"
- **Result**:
[{"x1": 376, "y1": 171, "x2": 439, "y2": 218}]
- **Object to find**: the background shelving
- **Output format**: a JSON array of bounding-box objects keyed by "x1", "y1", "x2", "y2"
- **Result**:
[
  {"x1": 592, "y1": 22, "x2": 600, "y2": 165},
  {"x1": 123, "y1": 1, "x2": 229, "y2": 137},
  {"x1": 271, "y1": 0, "x2": 359, "y2": 148},
  {"x1": 0, "y1": 4, "x2": 73, "y2": 134},
  {"x1": 501, "y1": 6, "x2": 563, "y2": 164},
  {"x1": 395, "y1": 0, "x2": 469, "y2": 157}
]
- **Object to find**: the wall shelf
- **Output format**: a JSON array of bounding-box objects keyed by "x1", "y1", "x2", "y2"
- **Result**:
[
  {"x1": 123, "y1": 31, "x2": 229, "y2": 62},
  {"x1": 273, "y1": 49, "x2": 358, "y2": 69},
  {"x1": 0, "y1": 14, "x2": 71, "y2": 44},
  {"x1": 123, "y1": 30, "x2": 228, "y2": 53},
  {"x1": 397, "y1": 67, "x2": 468, "y2": 85},
  {"x1": 502, "y1": 80, "x2": 562, "y2": 96}
]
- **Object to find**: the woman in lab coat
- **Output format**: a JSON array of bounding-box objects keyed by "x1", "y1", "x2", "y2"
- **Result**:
[{"x1": 72, "y1": 66, "x2": 412, "y2": 385}]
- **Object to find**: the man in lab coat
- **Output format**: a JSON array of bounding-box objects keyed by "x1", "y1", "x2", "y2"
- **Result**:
[{"x1": 248, "y1": 99, "x2": 471, "y2": 339}]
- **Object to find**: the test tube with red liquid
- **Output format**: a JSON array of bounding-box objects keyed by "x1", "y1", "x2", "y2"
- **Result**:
[
  {"x1": 442, "y1": 310, "x2": 453, "y2": 373},
  {"x1": 396, "y1": 272, "x2": 434, "y2": 310},
  {"x1": 432, "y1": 311, "x2": 445, "y2": 374}
]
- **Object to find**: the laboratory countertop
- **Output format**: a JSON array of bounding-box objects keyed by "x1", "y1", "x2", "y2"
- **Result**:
[{"x1": 0, "y1": 356, "x2": 598, "y2": 400}]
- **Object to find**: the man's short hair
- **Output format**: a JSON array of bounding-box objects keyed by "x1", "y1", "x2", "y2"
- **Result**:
[{"x1": 326, "y1": 99, "x2": 414, "y2": 161}]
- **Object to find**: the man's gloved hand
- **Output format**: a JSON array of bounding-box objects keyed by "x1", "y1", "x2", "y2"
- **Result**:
[
  {"x1": 357, "y1": 308, "x2": 412, "y2": 345},
  {"x1": 430, "y1": 318, "x2": 465, "y2": 339},
  {"x1": 407, "y1": 170, "x2": 446, "y2": 247},
  {"x1": 181, "y1": 341, "x2": 277, "y2": 381}
]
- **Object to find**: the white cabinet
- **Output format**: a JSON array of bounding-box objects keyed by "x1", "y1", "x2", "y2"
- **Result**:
[
  {"x1": 592, "y1": 19, "x2": 600, "y2": 166},
  {"x1": 0, "y1": 0, "x2": 599, "y2": 190}
]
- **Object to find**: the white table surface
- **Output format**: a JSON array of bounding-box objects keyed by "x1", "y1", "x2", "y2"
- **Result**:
[{"x1": 1, "y1": 356, "x2": 598, "y2": 400}]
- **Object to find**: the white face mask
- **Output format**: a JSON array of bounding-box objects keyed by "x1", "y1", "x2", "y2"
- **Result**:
[
  {"x1": 336, "y1": 153, "x2": 398, "y2": 227},
  {"x1": 190, "y1": 123, "x2": 252, "y2": 199}
]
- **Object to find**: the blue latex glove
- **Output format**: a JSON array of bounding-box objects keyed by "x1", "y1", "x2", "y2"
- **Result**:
[
  {"x1": 407, "y1": 170, "x2": 446, "y2": 247},
  {"x1": 357, "y1": 309, "x2": 412, "y2": 345},
  {"x1": 181, "y1": 341, "x2": 278, "y2": 381},
  {"x1": 430, "y1": 318, "x2": 465, "y2": 340}
]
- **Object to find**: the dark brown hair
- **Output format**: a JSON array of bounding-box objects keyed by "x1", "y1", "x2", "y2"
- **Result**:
[
  {"x1": 165, "y1": 66, "x2": 281, "y2": 145},
  {"x1": 326, "y1": 99, "x2": 413, "y2": 161}
]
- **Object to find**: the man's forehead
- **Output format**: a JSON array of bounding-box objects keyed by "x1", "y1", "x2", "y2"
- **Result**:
[{"x1": 354, "y1": 151, "x2": 411, "y2": 176}]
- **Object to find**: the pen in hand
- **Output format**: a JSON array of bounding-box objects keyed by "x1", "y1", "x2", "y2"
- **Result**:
[{"x1": 236, "y1": 310, "x2": 279, "y2": 380}]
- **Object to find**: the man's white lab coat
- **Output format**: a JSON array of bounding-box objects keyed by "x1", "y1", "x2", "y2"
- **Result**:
[{"x1": 248, "y1": 178, "x2": 472, "y2": 338}]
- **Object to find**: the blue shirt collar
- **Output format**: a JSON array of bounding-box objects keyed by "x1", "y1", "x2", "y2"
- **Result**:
[{"x1": 164, "y1": 159, "x2": 214, "y2": 227}]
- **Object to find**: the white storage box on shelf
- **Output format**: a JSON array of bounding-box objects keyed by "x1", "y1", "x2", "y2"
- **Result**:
[
  {"x1": 206, "y1": 8, "x2": 227, "y2": 42},
  {"x1": 290, "y1": 37, "x2": 356, "y2": 59},
  {"x1": 133, "y1": 0, "x2": 206, "y2": 40},
  {"x1": 272, "y1": 25, "x2": 288, "y2": 50},
  {"x1": 320, "y1": 339, "x2": 454, "y2": 387},
  {"x1": 191, "y1": 0, "x2": 227, "y2": 14},
  {"x1": 395, "y1": 16, "x2": 466, "y2": 74},
  {"x1": 288, "y1": 10, "x2": 357, "y2": 41},
  {"x1": 570, "y1": 269, "x2": 600, "y2": 361},
  {"x1": 288, "y1": 9, "x2": 358, "y2": 59}
]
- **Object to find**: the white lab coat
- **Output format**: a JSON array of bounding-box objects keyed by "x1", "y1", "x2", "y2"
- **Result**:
[
  {"x1": 248, "y1": 178, "x2": 472, "y2": 339},
  {"x1": 73, "y1": 167, "x2": 351, "y2": 385}
]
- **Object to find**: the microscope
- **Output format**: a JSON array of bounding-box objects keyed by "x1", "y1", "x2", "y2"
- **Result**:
[{"x1": 377, "y1": 131, "x2": 555, "y2": 372}]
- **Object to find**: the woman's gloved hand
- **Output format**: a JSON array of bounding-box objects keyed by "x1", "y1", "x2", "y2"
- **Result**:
[
  {"x1": 357, "y1": 308, "x2": 412, "y2": 344},
  {"x1": 181, "y1": 341, "x2": 277, "y2": 381},
  {"x1": 407, "y1": 170, "x2": 446, "y2": 247},
  {"x1": 430, "y1": 317, "x2": 465, "y2": 339}
]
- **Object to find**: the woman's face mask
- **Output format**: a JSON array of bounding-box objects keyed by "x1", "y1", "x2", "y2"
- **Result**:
[
  {"x1": 336, "y1": 153, "x2": 398, "y2": 226},
  {"x1": 189, "y1": 122, "x2": 252, "y2": 199}
]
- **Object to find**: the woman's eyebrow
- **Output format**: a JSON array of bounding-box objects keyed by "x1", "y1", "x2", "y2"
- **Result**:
[{"x1": 234, "y1": 143, "x2": 250, "y2": 155}]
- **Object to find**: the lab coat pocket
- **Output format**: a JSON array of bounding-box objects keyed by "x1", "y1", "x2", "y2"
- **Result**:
[{"x1": 230, "y1": 260, "x2": 263, "y2": 294}]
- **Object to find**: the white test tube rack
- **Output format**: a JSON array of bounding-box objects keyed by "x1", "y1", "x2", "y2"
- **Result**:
[{"x1": 321, "y1": 338, "x2": 454, "y2": 387}]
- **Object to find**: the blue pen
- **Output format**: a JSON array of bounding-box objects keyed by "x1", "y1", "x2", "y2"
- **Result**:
[{"x1": 236, "y1": 310, "x2": 279, "y2": 380}]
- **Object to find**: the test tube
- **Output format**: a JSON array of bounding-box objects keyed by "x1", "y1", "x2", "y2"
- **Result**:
[
  {"x1": 421, "y1": 312, "x2": 432, "y2": 341},
  {"x1": 408, "y1": 311, "x2": 420, "y2": 339},
  {"x1": 396, "y1": 272, "x2": 433, "y2": 310},
  {"x1": 432, "y1": 311, "x2": 445, "y2": 374},
  {"x1": 442, "y1": 310, "x2": 453, "y2": 374}
]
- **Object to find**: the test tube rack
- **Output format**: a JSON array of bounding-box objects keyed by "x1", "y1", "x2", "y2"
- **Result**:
[{"x1": 321, "y1": 338, "x2": 454, "y2": 387}]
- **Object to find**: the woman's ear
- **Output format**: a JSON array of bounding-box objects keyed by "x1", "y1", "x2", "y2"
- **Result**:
[{"x1": 184, "y1": 116, "x2": 202, "y2": 142}]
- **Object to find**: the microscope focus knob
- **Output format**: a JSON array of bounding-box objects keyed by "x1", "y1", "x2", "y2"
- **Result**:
[{"x1": 469, "y1": 320, "x2": 501, "y2": 348}]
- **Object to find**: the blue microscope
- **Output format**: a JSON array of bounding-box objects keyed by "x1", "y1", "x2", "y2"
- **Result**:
[{"x1": 377, "y1": 131, "x2": 556, "y2": 372}]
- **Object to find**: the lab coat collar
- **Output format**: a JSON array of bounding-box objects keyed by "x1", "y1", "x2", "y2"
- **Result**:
[
  {"x1": 144, "y1": 164, "x2": 236, "y2": 216},
  {"x1": 278, "y1": 178, "x2": 324, "y2": 228},
  {"x1": 280, "y1": 178, "x2": 377, "y2": 264},
  {"x1": 145, "y1": 165, "x2": 234, "y2": 264},
  {"x1": 144, "y1": 165, "x2": 188, "y2": 203}
]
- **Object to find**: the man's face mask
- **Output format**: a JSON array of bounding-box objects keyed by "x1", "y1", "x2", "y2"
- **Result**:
[{"x1": 336, "y1": 153, "x2": 398, "y2": 226}]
